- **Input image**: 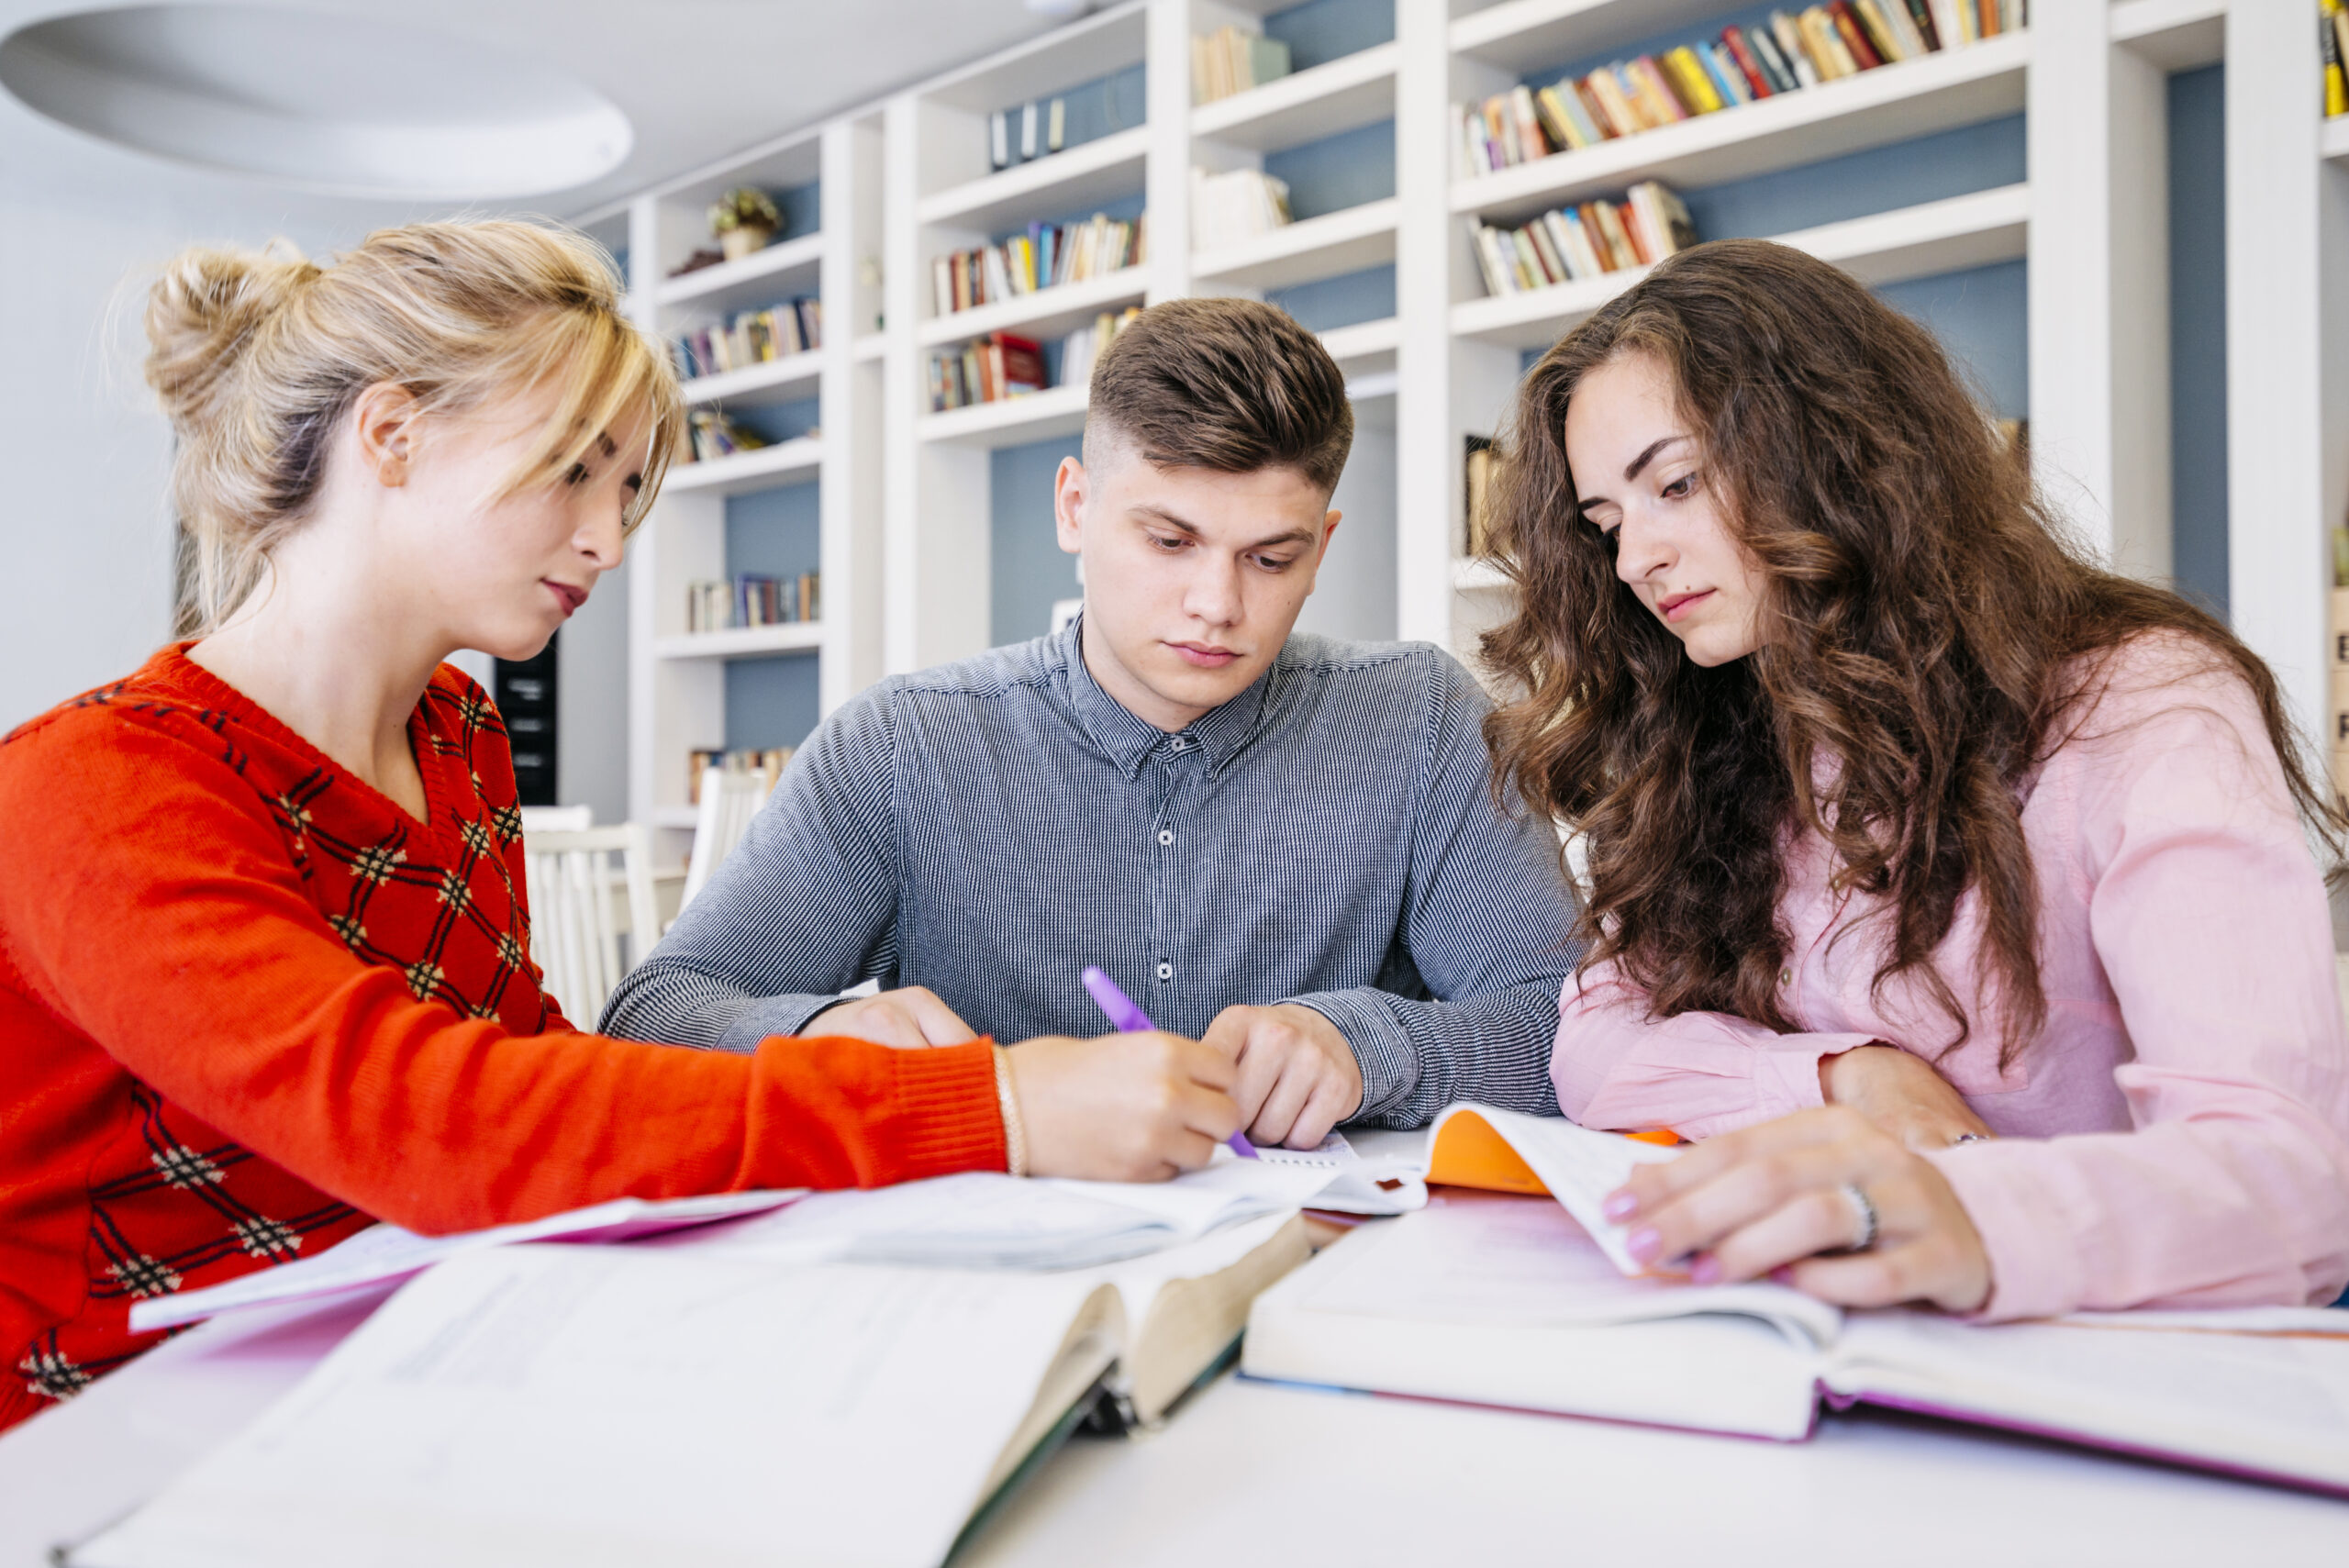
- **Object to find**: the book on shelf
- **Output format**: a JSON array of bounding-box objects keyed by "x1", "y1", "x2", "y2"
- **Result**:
[
  {"x1": 1059, "y1": 306, "x2": 1141, "y2": 396},
  {"x1": 69, "y1": 1187, "x2": 1319, "y2": 1568},
  {"x1": 1190, "y1": 165, "x2": 1294, "y2": 251},
  {"x1": 1190, "y1": 24, "x2": 1292, "y2": 106},
  {"x1": 1242, "y1": 1105, "x2": 2349, "y2": 1500},
  {"x1": 674, "y1": 297, "x2": 822, "y2": 380},
  {"x1": 928, "y1": 331, "x2": 1048, "y2": 413},
  {"x1": 684, "y1": 409, "x2": 770, "y2": 463},
  {"x1": 930, "y1": 212, "x2": 1146, "y2": 317},
  {"x1": 685, "y1": 572, "x2": 821, "y2": 634},
  {"x1": 1464, "y1": 436, "x2": 1497, "y2": 558},
  {"x1": 985, "y1": 68, "x2": 1141, "y2": 173},
  {"x1": 2327, "y1": 0, "x2": 2348, "y2": 119},
  {"x1": 1453, "y1": 2, "x2": 2024, "y2": 179},
  {"x1": 689, "y1": 746, "x2": 797, "y2": 801},
  {"x1": 1468, "y1": 180, "x2": 1696, "y2": 298}
]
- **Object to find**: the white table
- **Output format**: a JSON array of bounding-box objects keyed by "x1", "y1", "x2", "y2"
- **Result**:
[{"x1": 3, "y1": 1273, "x2": 2343, "y2": 1566}]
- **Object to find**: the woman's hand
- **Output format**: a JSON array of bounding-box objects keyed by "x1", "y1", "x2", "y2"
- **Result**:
[
  {"x1": 1605, "y1": 1106, "x2": 1993, "y2": 1312},
  {"x1": 1008, "y1": 1030, "x2": 1242, "y2": 1182},
  {"x1": 1820, "y1": 1043, "x2": 1992, "y2": 1151}
]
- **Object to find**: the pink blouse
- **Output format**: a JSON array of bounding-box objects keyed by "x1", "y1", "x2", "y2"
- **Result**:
[{"x1": 1551, "y1": 635, "x2": 2349, "y2": 1319}]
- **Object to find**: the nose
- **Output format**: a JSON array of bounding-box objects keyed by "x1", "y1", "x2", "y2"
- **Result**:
[
  {"x1": 578, "y1": 501, "x2": 627, "y2": 573},
  {"x1": 1184, "y1": 550, "x2": 1243, "y2": 628},
  {"x1": 1613, "y1": 508, "x2": 1675, "y2": 587}
]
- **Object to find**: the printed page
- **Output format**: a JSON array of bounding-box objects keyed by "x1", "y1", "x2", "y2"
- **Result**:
[
  {"x1": 1253, "y1": 1131, "x2": 1429, "y2": 1215},
  {"x1": 128, "y1": 1190, "x2": 807, "y2": 1333},
  {"x1": 77, "y1": 1244, "x2": 1114, "y2": 1568},
  {"x1": 1831, "y1": 1309, "x2": 2349, "y2": 1493},
  {"x1": 658, "y1": 1155, "x2": 1329, "y2": 1273},
  {"x1": 1439, "y1": 1106, "x2": 1683, "y2": 1275},
  {"x1": 1297, "y1": 1194, "x2": 1840, "y2": 1348}
]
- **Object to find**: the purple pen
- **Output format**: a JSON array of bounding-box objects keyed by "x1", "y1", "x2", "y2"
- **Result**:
[{"x1": 1080, "y1": 965, "x2": 1257, "y2": 1159}]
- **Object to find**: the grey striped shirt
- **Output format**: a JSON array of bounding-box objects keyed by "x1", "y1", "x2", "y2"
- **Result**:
[{"x1": 600, "y1": 618, "x2": 1582, "y2": 1126}]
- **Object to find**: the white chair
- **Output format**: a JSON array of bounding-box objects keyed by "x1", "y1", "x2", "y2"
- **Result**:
[
  {"x1": 677, "y1": 766, "x2": 776, "y2": 915},
  {"x1": 521, "y1": 823, "x2": 661, "y2": 1026},
  {"x1": 518, "y1": 805, "x2": 594, "y2": 833}
]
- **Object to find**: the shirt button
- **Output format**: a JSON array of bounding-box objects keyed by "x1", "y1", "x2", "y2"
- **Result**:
[
  {"x1": 1158, "y1": 828, "x2": 1174, "y2": 846},
  {"x1": 1156, "y1": 962, "x2": 1173, "y2": 982},
  {"x1": 1169, "y1": 737, "x2": 1188, "y2": 751}
]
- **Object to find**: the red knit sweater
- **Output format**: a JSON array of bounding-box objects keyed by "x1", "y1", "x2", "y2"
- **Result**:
[{"x1": 0, "y1": 647, "x2": 1006, "y2": 1430}]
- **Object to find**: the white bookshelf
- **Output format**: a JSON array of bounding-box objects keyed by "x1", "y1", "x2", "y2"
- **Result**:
[{"x1": 579, "y1": 0, "x2": 2305, "y2": 852}]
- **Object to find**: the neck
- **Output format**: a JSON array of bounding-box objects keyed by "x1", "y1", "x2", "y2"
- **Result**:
[{"x1": 187, "y1": 523, "x2": 453, "y2": 804}]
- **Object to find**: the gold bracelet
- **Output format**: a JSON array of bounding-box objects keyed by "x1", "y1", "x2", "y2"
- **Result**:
[{"x1": 993, "y1": 1044, "x2": 1028, "y2": 1178}]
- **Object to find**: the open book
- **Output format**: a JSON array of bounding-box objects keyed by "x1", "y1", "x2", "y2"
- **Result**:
[
  {"x1": 1245, "y1": 1182, "x2": 2349, "y2": 1497},
  {"x1": 74, "y1": 1214, "x2": 1310, "y2": 1568}
]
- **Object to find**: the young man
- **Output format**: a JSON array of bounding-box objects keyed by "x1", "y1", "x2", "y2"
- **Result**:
[{"x1": 603, "y1": 298, "x2": 1580, "y2": 1147}]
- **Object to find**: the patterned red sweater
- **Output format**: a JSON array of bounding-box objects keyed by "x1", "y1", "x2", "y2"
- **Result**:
[{"x1": 0, "y1": 647, "x2": 1006, "y2": 1430}]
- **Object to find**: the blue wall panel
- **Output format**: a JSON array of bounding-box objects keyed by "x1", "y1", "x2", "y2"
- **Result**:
[{"x1": 992, "y1": 434, "x2": 1085, "y2": 647}]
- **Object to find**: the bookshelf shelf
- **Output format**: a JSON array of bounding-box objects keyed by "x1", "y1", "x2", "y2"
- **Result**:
[
  {"x1": 2108, "y1": 0, "x2": 2223, "y2": 72},
  {"x1": 918, "y1": 266, "x2": 1152, "y2": 347},
  {"x1": 1344, "y1": 369, "x2": 1399, "y2": 402},
  {"x1": 1452, "y1": 183, "x2": 2030, "y2": 350},
  {"x1": 1449, "y1": 0, "x2": 1739, "y2": 75},
  {"x1": 654, "y1": 231, "x2": 824, "y2": 311},
  {"x1": 679, "y1": 350, "x2": 824, "y2": 406},
  {"x1": 1453, "y1": 556, "x2": 1510, "y2": 593},
  {"x1": 1450, "y1": 33, "x2": 2030, "y2": 225},
  {"x1": 921, "y1": 0, "x2": 1147, "y2": 114},
  {"x1": 918, "y1": 383, "x2": 1092, "y2": 447},
  {"x1": 1320, "y1": 315, "x2": 1399, "y2": 379},
  {"x1": 662, "y1": 437, "x2": 824, "y2": 496},
  {"x1": 1192, "y1": 197, "x2": 1399, "y2": 292},
  {"x1": 652, "y1": 806, "x2": 699, "y2": 830},
  {"x1": 652, "y1": 623, "x2": 825, "y2": 661},
  {"x1": 854, "y1": 331, "x2": 887, "y2": 361},
  {"x1": 918, "y1": 125, "x2": 1151, "y2": 232},
  {"x1": 1189, "y1": 41, "x2": 1398, "y2": 152},
  {"x1": 2324, "y1": 117, "x2": 2349, "y2": 167}
]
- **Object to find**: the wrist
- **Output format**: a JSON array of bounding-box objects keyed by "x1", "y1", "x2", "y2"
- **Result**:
[{"x1": 993, "y1": 1044, "x2": 1029, "y2": 1177}]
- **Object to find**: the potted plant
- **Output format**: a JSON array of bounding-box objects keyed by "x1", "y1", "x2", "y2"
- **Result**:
[{"x1": 709, "y1": 186, "x2": 781, "y2": 261}]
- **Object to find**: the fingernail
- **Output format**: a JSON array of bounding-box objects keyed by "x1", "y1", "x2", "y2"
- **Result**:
[
  {"x1": 1626, "y1": 1227, "x2": 1663, "y2": 1263},
  {"x1": 1688, "y1": 1254, "x2": 1722, "y2": 1284},
  {"x1": 1601, "y1": 1189, "x2": 1638, "y2": 1221}
]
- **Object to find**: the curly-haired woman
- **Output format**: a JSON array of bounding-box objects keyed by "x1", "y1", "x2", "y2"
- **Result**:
[{"x1": 1482, "y1": 239, "x2": 2349, "y2": 1318}]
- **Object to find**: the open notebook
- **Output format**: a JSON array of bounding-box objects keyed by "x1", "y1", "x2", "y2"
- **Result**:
[
  {"x1": 73, "y1": 1213, "x2": 1310, "y2": 1568},
  {"x1": 1246, "y1": 1113, "x2": 2349, "y2": 1498}
]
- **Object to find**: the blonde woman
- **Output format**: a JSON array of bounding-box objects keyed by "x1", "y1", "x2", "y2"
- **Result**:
[{"x1": 0, "y1": 220, "x2": 1239, "y2": 1429}]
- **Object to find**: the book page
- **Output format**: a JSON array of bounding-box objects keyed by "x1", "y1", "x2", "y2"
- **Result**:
[
  {"x1": 128, "y1": 1190, "x2": 807, "y2": 1333},
  {"x1": 1253, "y1": 1131, "x2": 1429, "y2": 1215},
  {"x1": 1435, "y1": 1106, "x2": 1683, "y2": 1275},
  {"x1": 1295, "y1": 1194, "x2": 1841, "y2": 1349},
  {"x1": 1831, "y1": 1309, "x2": 2349, "y2": 1493},
  {"x1": 77, "y1": 1244, "x2": 1117, "y2": 1568}
]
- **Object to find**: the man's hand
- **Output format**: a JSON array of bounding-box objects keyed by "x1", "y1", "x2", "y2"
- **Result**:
[
  {"x1": 1820, "y1": 1043, "x2": 1992, "y2": 1151},
  {"x1": 1008, "y1": 1031, "x2": 1242, "y2": 1182},
  {"x1": 802, "y1": 985, "x2": 976, "y2": 1049},
  {"x1": 1204, "y1": 1002, "x2": 1364, "y2": 1150}
]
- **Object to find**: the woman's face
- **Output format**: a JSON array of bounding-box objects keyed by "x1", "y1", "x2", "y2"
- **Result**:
[{"x1": 1562, "y1": 350, "x2": 1763, "y2": 668}]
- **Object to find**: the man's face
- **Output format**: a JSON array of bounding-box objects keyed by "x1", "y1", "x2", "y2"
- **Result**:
[{"x1": 1054, "y1": 439, "x2": 1340, "y2": 732}]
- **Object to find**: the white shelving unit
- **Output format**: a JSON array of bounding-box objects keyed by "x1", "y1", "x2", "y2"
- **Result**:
[{"x1": 574, "y1": 0, "x2": 2319, "y2": 855}]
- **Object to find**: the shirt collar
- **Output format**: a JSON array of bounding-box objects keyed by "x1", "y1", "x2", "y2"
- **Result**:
[{"x1": 1056, "y1": 613, "x2": 1283, "y2": 778}]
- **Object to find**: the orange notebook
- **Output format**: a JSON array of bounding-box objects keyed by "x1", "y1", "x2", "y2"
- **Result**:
[{"x1": 1426, "y1": 1105, "x2": 1680, "y2": 1197}]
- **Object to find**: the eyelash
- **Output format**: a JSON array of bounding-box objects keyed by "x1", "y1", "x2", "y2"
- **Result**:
[
  {"x1": 1149, "y1": 534, "x2": 1294, "y2": 571},
  {"x1": 564, "y1": 462, "x2": 592, "y2": 486}
]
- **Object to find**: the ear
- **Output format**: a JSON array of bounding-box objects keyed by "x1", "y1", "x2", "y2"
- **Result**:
[
  {"x1": 1052, "y1": 456, "x2": 1088, "y2": 554},
  {"x1": 1319, "y1": 508, "x2": 1342, "y2": 554},
  {"x1": 349, "y1": 381, "x2": 422, "y2": 489}
]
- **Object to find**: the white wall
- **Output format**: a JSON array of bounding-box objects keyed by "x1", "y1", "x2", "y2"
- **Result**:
[{"x1": 1293, "y1": 398, "x2": 1398, "y2": 644}]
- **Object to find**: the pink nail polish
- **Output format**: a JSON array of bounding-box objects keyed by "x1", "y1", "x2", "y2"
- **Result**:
[
  {"x1": 1626, "y1": 1227, "x2": 1662, "y2": 1262},
  {"x1": 1602, "y1": 1190, "x2": 1638, "y2": 1221},
  {"x1": 1689, "y1": 1255, "x2": 1722, "y2": 1284}
]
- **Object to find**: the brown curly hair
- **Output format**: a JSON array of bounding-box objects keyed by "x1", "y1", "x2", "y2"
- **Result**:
[{"x1": 1480, "y1": 239, "x2": 2342, "y2": 1065}]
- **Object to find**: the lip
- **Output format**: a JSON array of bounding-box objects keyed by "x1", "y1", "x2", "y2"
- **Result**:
[
  {"x1": 1166, "y1": 641, "x2": 1240, "y2": 669},
  {"x1": 543, "y1": 580, "x2": 589, "y2": 617},
  {"x1": 1657, "y1": 589, "x2": 1713, "y2": 623}
]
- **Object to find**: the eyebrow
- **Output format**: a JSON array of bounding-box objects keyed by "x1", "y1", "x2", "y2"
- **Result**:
[
  {"x1": 1130, "y1": 504, "x2": 1318, "y2": 551},
  {"x1": 1575, "y1": 433, "x2": 1691, "y2": 510}
]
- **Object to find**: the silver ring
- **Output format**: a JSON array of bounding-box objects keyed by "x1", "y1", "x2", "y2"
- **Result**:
[
  {"x1": 1837, "y1": 1183, "x2": 1878, "y2": 1252},
  {"x1": 1952, "y1": 1132, "x2": 1988, "y2": 1145}
]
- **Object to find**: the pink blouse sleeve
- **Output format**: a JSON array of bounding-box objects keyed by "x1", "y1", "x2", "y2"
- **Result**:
[
  {"x1": 1927, "y1": 650, "x2": 2349, "y2": 1319},
  {"x1": 1552, "y1": 965, "x2": 1882, "y2": 1140}
]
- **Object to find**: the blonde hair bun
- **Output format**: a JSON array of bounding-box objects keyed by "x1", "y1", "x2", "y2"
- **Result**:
[{"x1": 146, "y1": 219, "x2": 681, "y2": 637}]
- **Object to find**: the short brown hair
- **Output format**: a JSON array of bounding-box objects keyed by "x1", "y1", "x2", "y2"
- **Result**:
[{"x1": 1084, "y1": 296, "x2": 1353, "y2": 493}]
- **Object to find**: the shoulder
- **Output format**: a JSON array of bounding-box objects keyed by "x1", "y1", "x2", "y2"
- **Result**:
[
  {"x1": 1276, "y1": 633, "x2": 1481, "y2": 702},
  {"x1": 2051, "y1": 630, "x2": 2268, "y2": 752},
  {"x1": 3, "y1": 651, "x2": 246, "y2": 778},
  {"x1": 884, "y1": 632, "x2": 1064, "y2": 704}
]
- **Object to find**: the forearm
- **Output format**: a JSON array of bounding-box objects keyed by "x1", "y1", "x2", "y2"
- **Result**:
[
  {"x1": 600, "y1": 957, "x2": 848, "y2": 1050},
  {"x1": 1288, "y1": 979, "x2": 1565, "y2": 1129}
]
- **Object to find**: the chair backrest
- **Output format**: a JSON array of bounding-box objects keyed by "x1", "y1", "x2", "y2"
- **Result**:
[
  {"x1": 520, "y1": 823, "x2": 661, "y2": 1026},
  {"x1": 518, "y1": 805, "x2": 594, "y2": 833},
  {"x1": 679, "y1": 766, "x2": 775, "y2": 913}
]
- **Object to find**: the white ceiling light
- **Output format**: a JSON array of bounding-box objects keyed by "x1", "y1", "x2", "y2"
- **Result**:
[{"x1": 0, "y1": 4, "x2": 631, "y2": 199}]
